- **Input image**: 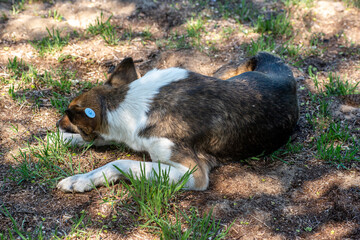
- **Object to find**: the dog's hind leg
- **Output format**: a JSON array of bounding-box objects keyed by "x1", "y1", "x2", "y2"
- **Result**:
[{"x1": 57, "y1": 159, "x2": 205, "y2": 192}]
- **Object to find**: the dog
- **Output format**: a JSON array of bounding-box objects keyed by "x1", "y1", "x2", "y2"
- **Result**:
[{"x1": 56, "y1": 52, "x2": 299, "y2": 192}]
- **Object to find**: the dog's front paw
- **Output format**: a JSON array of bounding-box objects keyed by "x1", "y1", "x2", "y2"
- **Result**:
[
  {"x1": 57, "y1": 174, "x2": 94, "y2": 192},
  {"x1": 61, "y1": 132, "x2": 88, "y2": 146}
]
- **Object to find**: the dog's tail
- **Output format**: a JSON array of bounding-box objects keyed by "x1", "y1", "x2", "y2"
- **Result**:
[{"x1": 213, "y1": 52, "x2": 294, "y2": 82}]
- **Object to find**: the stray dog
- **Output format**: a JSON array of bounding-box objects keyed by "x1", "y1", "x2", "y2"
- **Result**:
[{"x1": 57, "y1": 52, "x2": 299, "y2": 192}]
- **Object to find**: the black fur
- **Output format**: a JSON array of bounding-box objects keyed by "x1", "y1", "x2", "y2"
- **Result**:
[{"x1": 140, "y1": 52, "x2": 298, "y2": 162}]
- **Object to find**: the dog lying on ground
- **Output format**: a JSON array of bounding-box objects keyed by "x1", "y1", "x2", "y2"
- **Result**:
[{"x1": 57, "y1": 52, "x2": 299, "y2": 192}]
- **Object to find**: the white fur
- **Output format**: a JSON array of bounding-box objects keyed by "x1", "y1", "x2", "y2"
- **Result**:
[
  {"x1": 57, "y1": 160, "x2": 195, "y2": 192},
  {"x1": 101, "y1": 67, "x2": 188, "y2": 162},
  {"x1": 57, "y1": 68, "x2": 198, "y2": 192}
]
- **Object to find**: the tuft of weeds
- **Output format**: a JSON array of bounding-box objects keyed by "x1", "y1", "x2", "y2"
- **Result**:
[
  {"x1": 186, "y1": 17, "x2": 205, "y2": 48},
  {"x1": 306, "y1": 66, "x2": 360, "y2": 166},
  {"x1": 101, "y1": 22, "x2": 119, "y2": 45},
  {"x1": 116, "y1": 163, "x2": 194, "y2": 220},
  {"x1": 9, "y1": 131, "x2": 91, "y2": 187},
  {"x1": 86, "y1": 12, "x2": 112, "y2": 35},
  {"x1": 0, "y1": 206, "x2": 45, "y2": 240},
  {"x1": 157, "y1": 208, "x2": 233, "y2": 240},
  {"x1": 324, "y1": 73, "x2": 359, "y2": 96},
  {"x1": 268, "y1": 138, "x2": 304, "y2": 164},
  {"x1": 316, "y1": 122, "x2": 359, "y2": 166},
  {"x1": 278, "y1": 39, "x2": 303, "y2": 59},
  {"x1": 113, "y1": 163, "x2": 232, "y2": 238},
  {"x1": 342, "y1": 0, "x2": 360, "y2": 8},
  {"x1": 7, "y1": 57, "x2": 28, "y2": 80},
  {"x1": 30, "y1": 28, "x2": 69, "y2": 56},
  {"x1": 48, "y1": 9, "x2": 63, "y2": 21},
  {"x1": 0, "y1": 206, "x2": 90, "y2": 239},
  {"x1": 141, "y1": 27, "x2": 152, "y2": 41},
  {"x1": 11, "y1": 0, "x2": 25, "y2": 15},
  {"x1": 157, "y1": 32, "x2": 190, "y2": 50},
  {"x1": 283, "y1": 0, "x2": 314, "y2": 8},
  {"x1": 5, "y1": 57, "x2": 97, "y2": 113},
  {"x1": 86, "y1": 12, "x2": 119, "y2": 45},
  {"x1": 245, "y1": 35, "x2": 277, "y2": 56},
  {"x1": 255, "y1": 12, "x2": 293, "y2": 37}
]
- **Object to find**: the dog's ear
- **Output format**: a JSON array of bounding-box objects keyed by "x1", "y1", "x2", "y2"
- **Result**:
[{"x1": 105, "y1": 57, "x2": 139, "y2": 87}]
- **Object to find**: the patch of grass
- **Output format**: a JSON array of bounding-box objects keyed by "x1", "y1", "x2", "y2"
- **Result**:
[
  {"x1": 113, "y1": 163, "x2": 232, "y2": 238},
  {"x1": 5, "y1": 57, "x2": 98, "y2": 113},
  {"x1": 141, "y1": 27, "x2": 152, "y2": 41},
  {"x1": 9, "y1": 131, "x2": 91, "y2": 187},
  {"x1": 216, "y1": 0, "x2": 255, "y2": 22},
  {"x1": 324, "y1": 73, "x2": 359, "y2": 96},
  {"x1": 268, "y1": 139, "x2": 304, "y2": 163},
  {"x1": 48, "y1": 9, "x2": 63, "y2": 22},
  {"x1": 101, "y1": 23, "x2": 119, "y2": 45},
  {"x1": 0, "y1": 206, "x2": 91, "y2": 239},
  {"x1": 50, "y1": 92, "x2": 70, "y2": 114},
  {"x1": 11, "y1": 0, "x2": 25, "y2": 15},
  {"x1": 117, "y1": 163, "x2": 194, "y2": 220},
  {"x1": 306, "y1": 66, "x2": 360, "y2": 166},
  {"x1": 342, "y1": 0, "x2": 360, "y2": 8},
  {"x1": 316, "y1": 122, "x2": 359, "y2": 166},
  {"x1": 0, "y1": 206, "x2": 45, "y2": 240},
  {"x1": 86, "y1": 12, "x2": 112, "y2": 35},
  {"x1": 245, "y1": 35, "x2": 277, "y2": 56},
  {"x1": 221, "y1": 26, "x2": 235, "y2": 40},
  {"x1": 6, "y1": 57, "x2": 28, "y2": 80},
  {"x1": 30, "y1": 28, "x2": 69, "y2": 56},
  {"x1": 279, "y1": 40, "x2": 303, "y2": 59},
  {"x1": 157, "y1": 32, "x2": 190, "y2": 50},
  {"x1": 283, "y1": 0, "x2": 314, "y2": 7},
  {"x1": 186, "y1": 17, "x2": 205, "y2": 48},
  {"x1": 157, "y1": 208, "x2": 232, "y2": 240},
  {"x1": 86, "y1": 12, "x2": 119, "y2": 45},
  {"x1": 255, "y1": 12, "x2": 293, "y2": 37}
]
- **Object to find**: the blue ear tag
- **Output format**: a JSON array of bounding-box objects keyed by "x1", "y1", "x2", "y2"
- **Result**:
[{"x1": 85, "y1": 108, "x2": 96, "y2": 118}]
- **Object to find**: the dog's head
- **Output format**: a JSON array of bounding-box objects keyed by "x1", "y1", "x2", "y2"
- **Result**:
[{"x1": 57, "y1": 57, "x2": 139, "y2": 142}]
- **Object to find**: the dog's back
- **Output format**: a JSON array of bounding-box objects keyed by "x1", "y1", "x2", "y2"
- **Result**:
[{"x1": 141, "y1": 52, "x2": 299, "y2": 161}]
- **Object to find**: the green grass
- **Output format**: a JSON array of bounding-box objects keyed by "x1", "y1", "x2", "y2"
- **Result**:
[
  {"x1": 86, "y1": 12, "x2": 112, "y2": 35},
  {"x1": 86, "y1": 13, "x2": 119, "y2": 45},
  {"x1": 8, "y1": 131, "x2": 91, "y2": 187},
  {"x1": 316, "y1": 122, "x2": 359, "y2": 166},
  {"x1": 186, "y1": 17, "x2": 205, "y2": 48},
  {"x1": 5, "y1": 57, "x2": 98, "y2": 113},
  {"x1": 48, "y1": 9, "x2": 63, "y2": 22},
  {"x1": 306, "y1": 66, "x2": 360, "y2": 166},
  {"x1": 156, "y1": 32, "x2": 190, "y2": 50},
  {"x1": 245, "y1": 35, "x2": 277, "y2": 56},
  {"x1": 111, "y1": 163, "x2": 232, "y2": 238},
  {"x1": 255, "y1": 12, "x2": 293, "y2": 37},
  {"x1": 282, "y1": 0, "x2": 314, "y2": 7},
  {"x1": 30, "y1": 28, "x2": 69, "y2": 56},
  {"x1": 11, "y1": 0, "x2": 25, "y2": 15},
  {"x1": 116, "y1": 163, "x2": 194, "y2": 220},
  {"x1": 156, "y1": 208, "x2": 232, "y2": 240},
  {"x1": 324, "y1": 73, "x2": 359, "y2": 96},
  {"x1": 0, "y1": 206, "x2": 90, "y2": 239},
  {"x1": 342, "y1": 0, "x2": 360, "y2": 8}
]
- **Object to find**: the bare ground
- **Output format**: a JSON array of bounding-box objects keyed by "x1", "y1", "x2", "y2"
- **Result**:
[{"x1": 0, "y1": 0, "x2": 360, "y2": 239}]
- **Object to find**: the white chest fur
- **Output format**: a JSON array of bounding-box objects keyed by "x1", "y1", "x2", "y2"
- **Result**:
[{"x1": 101, "y1": 67, "x2": 188, "y2": 162}]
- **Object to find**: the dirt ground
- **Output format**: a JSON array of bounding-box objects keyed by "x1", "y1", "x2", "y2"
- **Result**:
[{"x1": 0, "y1": 0, "x2": 359, "y2": 239}]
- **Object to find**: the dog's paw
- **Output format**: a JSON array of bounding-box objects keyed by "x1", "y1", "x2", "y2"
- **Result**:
[
  {"x1": 57, "y1": 174, "x2": 94, "y2": 192},
  {"x1": 61, "y1": 132, "x2": 88, "y2": 146}
]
